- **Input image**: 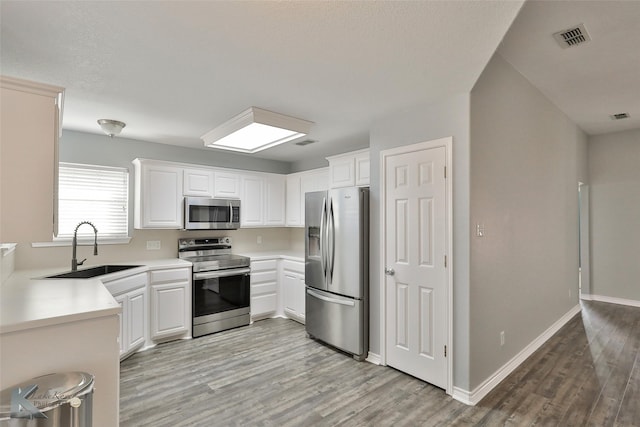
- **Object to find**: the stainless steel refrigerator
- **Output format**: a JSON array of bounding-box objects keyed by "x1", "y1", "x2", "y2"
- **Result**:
[{"x1": 305, "y1": 187, "x2": 369, "y2": 360}]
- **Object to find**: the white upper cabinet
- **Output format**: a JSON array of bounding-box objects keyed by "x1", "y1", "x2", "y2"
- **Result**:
[
  {"x1": 133, "y1": 159, "x2": 183, "y2": 229},
  {"x1": 240, "y1": 172, "x2": 286, "y2": 228},
  {"x1": 264, "y1": 174, "x2": 286, "y2": 226},
  {"x1": 286, "y1": 168, "x2": 329, "y2": 227},
  {"x1": 183, "y1": 168, "x2": 214, "y2": 197},
  {"x1": 285, "y1": 174, "x2": 302, "y2": 226},
  {"x1": 354, "y1": 151, "x2": 370, "y2": 186},
  {"x1": 326, "y1": 149, "x2": 370, "y2": 188},
  {"x1": 1, "y1": 77, "x2": 64, "y2": 242},
  {"x1": 214, "y1": 171, "x2": 241, "y2": 198},
  {"x1": 240, "y1": 173, "x2": 264, "y2": 227}
]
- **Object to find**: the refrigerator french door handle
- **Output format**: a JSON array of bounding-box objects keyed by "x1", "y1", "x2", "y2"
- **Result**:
[
  {"x1": 307, "y1": 288, "x2": 355, "y2": 306},
  {"x1": 329, "y1": 197, "x2": 335, "y2": 283},
  {"x1": 320, "y1": 197, "x2": 327, "y2": 278}
]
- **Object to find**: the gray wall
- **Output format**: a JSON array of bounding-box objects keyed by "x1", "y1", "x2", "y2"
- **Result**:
[
  {"x1": 13, "y1": 130, "x2": 296, "y2": 270},
  {"x1": 588, "y1": 129, "x2": 640, "y2": 301},
  {"x1": 469, "y1": 53, "x2": 586, "y2": 389},
  {"x1": 60, "y1": 130, "x2": 291, "y2": 173},
  {"x1": 370, "y1": 93, "x2": 472, "y2": 390}
]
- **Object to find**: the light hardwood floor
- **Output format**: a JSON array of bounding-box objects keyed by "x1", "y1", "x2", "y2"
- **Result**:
[{"x1": 120, "y1": 301, "x2": 640, "y2": 426}]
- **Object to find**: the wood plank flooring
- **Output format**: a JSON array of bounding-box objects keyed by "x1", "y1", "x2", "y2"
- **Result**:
[{"x1": 120, "y1": 301, "x2": 640, "y2": 426}]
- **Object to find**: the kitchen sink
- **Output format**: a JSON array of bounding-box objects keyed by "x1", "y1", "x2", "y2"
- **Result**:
[{"x1": 44, "y1": 265, "x2": 142, "y2": 279}]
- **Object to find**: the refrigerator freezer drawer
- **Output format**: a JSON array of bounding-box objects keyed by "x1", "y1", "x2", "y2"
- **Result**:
[{"x1": 305, "y1": 287, "x2": 364, "y2": 357}]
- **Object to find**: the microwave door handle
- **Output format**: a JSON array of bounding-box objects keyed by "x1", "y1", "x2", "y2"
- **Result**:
[
  {"x1": 193, "y1": 268, "x2": 251, "y2": 280},
  {"x1": 229, "y1": 204, "x2": 233, "y2": 224}
]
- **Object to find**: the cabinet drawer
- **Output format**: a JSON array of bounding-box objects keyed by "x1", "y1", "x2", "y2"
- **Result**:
[
  {"x1": 251, "y1": 270, "x2": 277, "y2": 284},
  {"x1": 251, "y1": 294, "x2": 277, "y2": 317},
  {"x1": 251, "y1": 281, "x2": 277, "y2": 296},
  {"x1": 104, "y1": 272, "x2": 147, "y2": 296},
  {"x1": 251, "y1": 259, "x2": 277, "y2": 272},
  {"x1": 149, "y1": 268, "x2": 190, "y2": 284},
  {"x1": 282, "y1": 260, "x2": 304, "y2": 274}
]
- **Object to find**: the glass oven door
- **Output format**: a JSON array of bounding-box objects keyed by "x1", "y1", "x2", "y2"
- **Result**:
[{"x1": 192, "y1": 268, "x2": 250, "y2": 318}]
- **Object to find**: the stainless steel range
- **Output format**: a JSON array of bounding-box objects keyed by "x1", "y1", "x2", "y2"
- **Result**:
[{"x1": 179, "y1": 237, "x2": 250, "y2": 337}]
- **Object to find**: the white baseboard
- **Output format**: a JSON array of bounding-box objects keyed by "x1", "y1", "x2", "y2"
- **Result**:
[
  {"x1": 581, "y1": 294, "x2": 640, "y2": 308},
  {"x1": 452, "y1": 387, "x2": 474, "y2": 405},
  {"x1": 453, "y1": 304, "x2": 581, "y2": 406},
  {"x1": 366, "y1": 352, "x2": 382, "y2": 365}
]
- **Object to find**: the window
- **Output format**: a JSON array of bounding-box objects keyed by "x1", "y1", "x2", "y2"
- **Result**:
[{"x1": 56, "y1": 162, "x2": 129, "y2": 240}]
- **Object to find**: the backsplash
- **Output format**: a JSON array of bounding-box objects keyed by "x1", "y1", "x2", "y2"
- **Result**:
[{"x1": 13, "y1": 228, "x2": 302, "y2": 271}]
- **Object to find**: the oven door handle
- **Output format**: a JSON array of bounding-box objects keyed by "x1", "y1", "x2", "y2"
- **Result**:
[{"x1": 193, "y1": 268, "x2": 251, "y2": 280}]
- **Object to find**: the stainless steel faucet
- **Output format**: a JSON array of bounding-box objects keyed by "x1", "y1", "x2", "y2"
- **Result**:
[{"x1": 72, "y1": 221, "x2": 98, "y2": 271}]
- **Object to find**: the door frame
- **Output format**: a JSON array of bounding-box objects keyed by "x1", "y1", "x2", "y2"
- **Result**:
[{"x1": 379, "y1": 136, "x2": 453, "y2": 396}]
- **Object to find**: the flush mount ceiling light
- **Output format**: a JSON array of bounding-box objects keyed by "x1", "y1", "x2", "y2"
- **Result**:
[
  {"x1": 97, "y1": 119, "x2": 126, "y2": 137},
  {"x1": 201, "y1": 107, "x2": 313, "y2": 154}
]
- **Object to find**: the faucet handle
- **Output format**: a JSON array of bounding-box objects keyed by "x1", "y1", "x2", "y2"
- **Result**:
[{"x1": 77, "y1": 258, "x2": 87, "y2": 266}]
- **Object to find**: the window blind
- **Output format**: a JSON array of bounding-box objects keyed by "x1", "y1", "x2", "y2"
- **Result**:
[{"x1": 57, "y1": 163, "x2": 129, "y2": 239}]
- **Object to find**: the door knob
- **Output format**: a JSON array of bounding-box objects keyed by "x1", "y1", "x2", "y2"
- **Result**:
[{"x1": 385, "y1": 268, "x2": 395, "y2": 276}]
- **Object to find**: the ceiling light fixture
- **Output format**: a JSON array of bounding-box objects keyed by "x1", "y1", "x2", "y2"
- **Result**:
[
  {"x1": 97, "y1": 119, "x2": 126, "y2": 137},
  {"x1": 201, "y1": 107, "x2": 313, "y2": 154}
]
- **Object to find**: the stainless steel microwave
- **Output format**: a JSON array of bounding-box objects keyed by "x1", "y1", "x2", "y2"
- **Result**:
[{"x1": 184, "y1": 197, "x2": 241, "y2": 230}]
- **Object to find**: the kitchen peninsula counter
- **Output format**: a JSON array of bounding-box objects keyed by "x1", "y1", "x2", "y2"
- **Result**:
[{"x1": 0, "y1": 258, "x2": 191, "y2": 427}]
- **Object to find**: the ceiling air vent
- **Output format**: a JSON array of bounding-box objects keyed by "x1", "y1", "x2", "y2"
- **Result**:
[
  {"x1": 553, "y1": 23, "x2": 591, "y2": 49},
  {"x1": 295, "y1": 139, "x2": 316, "y2": 146},
  {"x1": 610, "y1": 113, "x2": 630, "y2": 120}
]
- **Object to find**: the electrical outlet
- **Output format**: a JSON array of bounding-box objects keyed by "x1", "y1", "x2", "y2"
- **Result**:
[
  {"x1": 500, "y1": 331, "x2": 505, "y2": 346},
  {"x1": 476, "y1": 223, "x2": 485, "y2": 237},
  {"x1": 257, "y1": 235, "x2": 262, "y2": 244},
  {"x1": 146, "y1": 240, "x2": 161, "y2": 250}
]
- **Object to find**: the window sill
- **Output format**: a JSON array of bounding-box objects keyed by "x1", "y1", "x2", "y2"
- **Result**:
[{"x1": 32, "y1": 237, "x2": 132, "y2": 248}]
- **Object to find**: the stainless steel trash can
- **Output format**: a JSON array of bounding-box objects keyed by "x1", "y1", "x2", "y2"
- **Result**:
[{"x1": 0, "y1": 372, "x2": 94, "y2": 427}]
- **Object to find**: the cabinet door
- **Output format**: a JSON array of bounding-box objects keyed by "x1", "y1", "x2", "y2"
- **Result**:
[
  {"x1": 355, "y1": 152, "x2": 370, "y2": 186},
  {"x1": 264, "y1": 174, "x2": 285, "y2": 226},
  {"x1": 286, "y1": 174, "x2": 302, "y2": 226},
  {"x1": 250, "y1": 260, "x2": 278, "y2": 319},
  {"x1": 282, "y1": 272, "x2": 299, "y2": 315},
  {"x1": 128, "y1": 287, "x2": 146, "y2": 351},
  {"x1": 183, "y1": 168, "x2": 214, "y2": 197},
  {"x1": 296, "y1": 275, "x2": 306, "y2": 318},
  {"x1": 138, "y1": 162, "x2": 183, "y2": 228},
  {"x1": 150, "y1": 282, "x2": 189, "y2": 340},
  {"x1": 241, "y1": 174, "x2": 264, "y2": 227},
  {"x1": 214, "y1": 171, "x2": 241, "y2": 198},
  {"x1": 329, "y1": 157, "x2": 355, "y2": 188},
  {"x1": 114, "y1": 294, "x2": 127, "y2": 356}
]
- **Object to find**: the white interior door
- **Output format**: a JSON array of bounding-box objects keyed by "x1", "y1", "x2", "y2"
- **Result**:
[{"x1": 384, "y1": 143, "x2": 448, "y2": 389}]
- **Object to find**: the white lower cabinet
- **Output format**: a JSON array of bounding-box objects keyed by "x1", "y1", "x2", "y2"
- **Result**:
[
  {"x1": 249, "y1": 256, "x2": 305, "y2": 324},
  {"x1": 250, "y1": 259, "x2": 278, "y2": 320},
  {"x1": 105, "y1": 272, "x2": 148, "y2": 360},
  {"x1": 281, "y1": 259, "x2": 305, "y2": 324},
  {"x1": 149, "y1": 267, "x2": 191, "y2": 342}
]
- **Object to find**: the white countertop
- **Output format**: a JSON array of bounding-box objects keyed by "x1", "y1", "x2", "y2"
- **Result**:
[
  {"x1": 240, "y1": 250, "x2": 304, "y2": 262},
  {"x1": 0, "y1": 259, "x2": 191, "y2": 335}
]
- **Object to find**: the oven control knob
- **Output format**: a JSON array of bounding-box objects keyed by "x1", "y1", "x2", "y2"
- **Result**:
[{"x1": 222, "y1": 237, "x2": 231, "y2": 244}]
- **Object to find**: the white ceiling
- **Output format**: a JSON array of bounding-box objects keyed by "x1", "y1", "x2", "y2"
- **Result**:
[
  {"x1": 0, "y1": 1, "x2": 522, "y2": 163},
  {"x1": 498, "y1": 0, "x2": 640, "y2": 136},
  {"x1": 1, "y1": 1, "x2": 637, "y2": 164}
]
